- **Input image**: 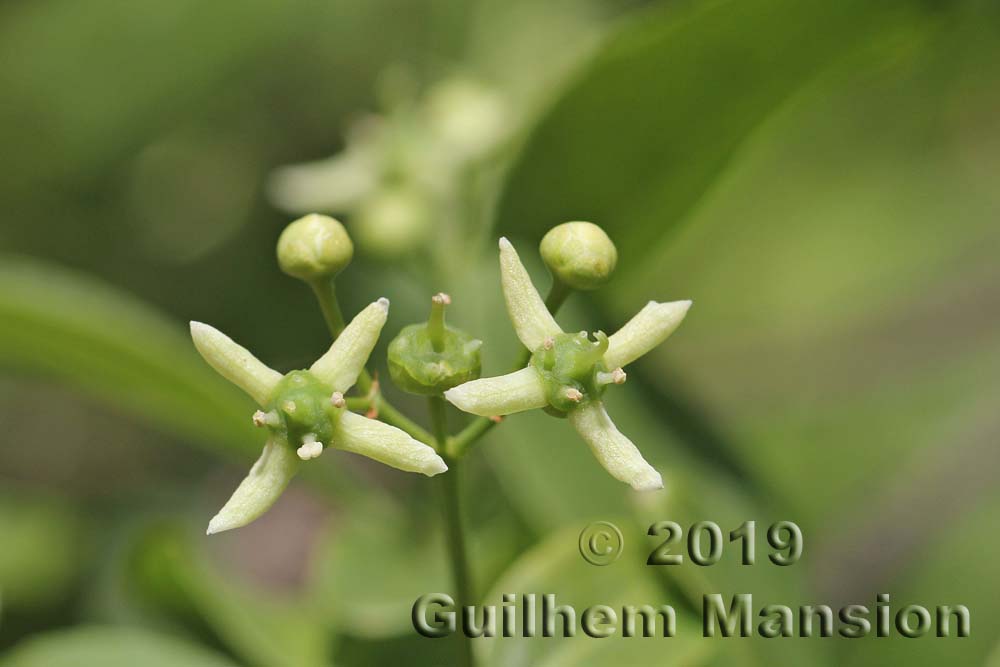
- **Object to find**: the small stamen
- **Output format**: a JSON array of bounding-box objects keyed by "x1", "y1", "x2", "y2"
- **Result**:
[
  {"x1": 330, "y1": 391, "x2": 346, "y2": 408},
  {"x1": 597, "y1": 368, "x2": 627, "y2": 386},
  {"x1": 489, "y1": 415, "x2": 504, "y2": 424},
  {"x1": 297, "y1": 434, "x2": 323, "y2": 460},
  {"x1": 542, "y1": 337, "x2": 554, "y2": 350},
  {"x1": 252, "y1": 410, "x2": 280, "y2": 427},
  {"x1": 564, "y1": 387, "x2": 584, "y2": 403},
  {"x1": 432, "y1": 292, "x2": 452, "y2": 306}
]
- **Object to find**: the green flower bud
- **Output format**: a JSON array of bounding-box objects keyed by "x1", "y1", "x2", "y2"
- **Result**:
[
  {"x1": 388, "y1": 293, "x2": 482, "y2": 396},
  {"x1": 353, "y1": 186, "x2": 432, "y2": 258},
  {"x1": 539, "y1": 221, "x2": 618, "y2": 290},
  {"x1": 276, "y1": 214, "x2": 354, "y2": 281}
]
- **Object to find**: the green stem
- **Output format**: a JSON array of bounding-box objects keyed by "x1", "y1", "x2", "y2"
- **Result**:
[
  {"x1": 449, "y1": 280, "x2": 572, "y2": 457},
  {"x1": 430, "y1": 397, "x2": 476, "y2": 667},
  {"x1": 310, "y1": 279, "x2": 346, "y2": 337}
]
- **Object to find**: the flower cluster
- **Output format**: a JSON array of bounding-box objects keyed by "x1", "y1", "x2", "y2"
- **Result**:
[
  {"x1": 191, "y1": 215, "x2": 689, "y2": 533},
  {"x1": 444, "y1": 237, "x2": 690, "y2": 490}
]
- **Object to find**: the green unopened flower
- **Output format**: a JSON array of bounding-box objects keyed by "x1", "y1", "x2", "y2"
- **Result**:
[
  {"x1": 444, "y1": 238, "x2": 690, "y2": 491},
  {"x1": 540, "y1": 221, "x2": 617, "y2": 290},
  {"x1": 191, "y1": 298, "x2": 447, "y2": 534},
  {"x1": 276, "y1": 214, "x2": 354, "y2": 282},
  {"x1": 388, "y1": 293, "x2": 482, "y2": 395}
]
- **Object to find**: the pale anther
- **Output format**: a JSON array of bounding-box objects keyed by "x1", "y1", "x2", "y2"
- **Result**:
[
  {"x1": 597, "y1": 368, "x2": 627, "y2": 386},
  {"x1": 564, "y1": 387, "x2": 584, "y2": 403},
  {"x1": 252, "y1": 410, "x2": 280, "y2": 427},
  {"x1": 297, "y1": 434, "x2": 323, "y2": 460},
  {"x1": 330, "y1": 391, "x2": 346, "y2": 408}
]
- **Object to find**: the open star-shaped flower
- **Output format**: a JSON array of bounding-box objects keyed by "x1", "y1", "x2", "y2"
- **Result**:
[
  {"x1": 444, "y1": 239, "x2": 690, "y2": 491},
  {"x1": 191, "y1": 298, "x2": 447, "y2": 534}
]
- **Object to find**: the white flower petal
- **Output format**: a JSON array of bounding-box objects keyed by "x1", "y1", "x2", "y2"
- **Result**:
[
  {"x1": 190, "y1": 321, "x2": 282, "y2": 406},
  {"x1": 604, "y1": 300, "x2": 691, "y2": 370},
  {"x1": 267, "y1": 150, "x2": 378, "y2": 214},
  {"x1": 207, "y1": 437, "x2": 299, "y2": 535},
  {"x1": 310, "y1": 298, "x2": 389, "y2": 392},
  {"x1": 333, "y1": 411, "x2": 447, "y2": 476},
  {"x1": 499, "y1": 237, "x2": 562, "y2": 350},
  {"x1": 444, "y1": 367, "x2": 548, "y2": 417},
  {"x1": 568, "y1": 401, "x2": 663, "y2": 491}
]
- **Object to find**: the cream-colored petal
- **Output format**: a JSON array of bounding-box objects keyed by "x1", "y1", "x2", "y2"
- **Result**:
[
  {"x1": 190, "y1": 321, "x2": 282, "y2": 406},
  {"x1": 568, "y1": 401, "x2": 662, "y2": 491},
  {"x1": 333, "y1": 411, "x2": 447, "y2": 476},
  {"x1": 499, "y1": 237, "x2": 562, "y2": 350},
  {"x1": 604, "y1": 300, "x2": 691, "y2": 370},
  {"x1": 206, "y1": 437, "x2": 299, "y2": 535},
  {"x1": 310, "y1": 298, "x2": 388, "y2": 392},
  {"x1": 443, "y1": 367, "x2": 548, "y2": 417},
  {"x1": 268, "y1": 149, "x2": 378, "y2": 214}
]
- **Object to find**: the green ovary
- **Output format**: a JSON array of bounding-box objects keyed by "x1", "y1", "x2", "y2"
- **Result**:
[
  {"x1": 530, "y1": 332, "x2": 609, "y2": 414},
  {"x1": 266, "y1": 370, "x2": 340, "y2": 446}
]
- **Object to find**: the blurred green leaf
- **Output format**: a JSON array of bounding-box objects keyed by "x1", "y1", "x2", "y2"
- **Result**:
[
  {"x1": 0, "y1": 0, "x2": 301, "y2": 193},
  {"x1": 496, "y1": 0, "x2": 934, "y2": 273},
  {"x1": 310, "y1": 501, "x2": 449, "y2": 639},
  {"x1": 128, "y1": 524, "x2": 330, "y2": 667},
  {"x1": 0, "y1": 626, "x2": 239, "y2": 667},
  {"x1": 477, "y1": 524, "x2": 711, "y2": 667},
  {"x1": 0, "y1": 255, "x2": 257, "y2": 459},
  {"x1": 310, "y1": 489, "x2": 521, "y2": 639},
  {"x1": 0, "y1": 493, "x2": 86, "y2": 611}
]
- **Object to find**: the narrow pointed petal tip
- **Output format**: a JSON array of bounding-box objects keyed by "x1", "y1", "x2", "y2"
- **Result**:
[
  {"x1": 205, "y1": 437, "x2": 299, "y2": 535},
  {"x1": 604, "y1": 299, "x2": 692, "y2": 370},
  {"x1": 632, "y1": 467, "x2": 664, "y2": 492},
  {"x1": 310, "y1": 298, "x2": 389, "y2": 392},
  {"x1": 443, "y1": 367, "x2": 548, "y2": 417},
  {"x1": 568, "y1": 401, "x2": 663, "y2": 492},
  {"x1": 498, "y1": 237, "x2": 562, "y2": 350},
  {"x1": 190, "y1": 321, "x2": 282, "y2": 406},
  {"x1": 334, "y1": 411, "x2": 447, "y2": 476}
]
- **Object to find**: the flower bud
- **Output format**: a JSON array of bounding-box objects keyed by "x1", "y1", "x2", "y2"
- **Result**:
[
  {"x1": 388, "y1": 293, "x2": 482, "y2": 396},
  {"x1": 276, "y1": 214, "x2": 354, "y2": 281},
  {"x1": 539, "y1": 221, "x2": 617, "y2": 291},
  {"x1": 353, "y1": 186, "x2": 432, "y2": 258}
]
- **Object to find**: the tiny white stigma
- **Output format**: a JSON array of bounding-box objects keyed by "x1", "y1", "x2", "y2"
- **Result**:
[
  {"x1": 578, "y1": 330, "x2": 588, "y2": 338},
  {"x1": 297, "y1": 434, "x2": 323, "y2": 461},
  {"x1": 564, "y1": 387, "x2": 584, "y2": 403},
  {"x1": 330, "y1": 391, "x2": 346, "y2": 408},
  {"x1": 283, "y1": 400, "x2": 297, "y2": 413},
  {"x1": 597, "y1": 368, "x2": 627, "y2": 386},
  {"x1": 252, "y1": 410, "x2": 280, "y2": 427},
  {"x1": 432, "y1": 292, "x2": 452, "y2": 306}
]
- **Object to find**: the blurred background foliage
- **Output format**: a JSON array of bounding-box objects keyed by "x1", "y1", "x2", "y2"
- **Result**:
[{"x1": 1, "y1": 0, "x2": 998, "y2": 665}]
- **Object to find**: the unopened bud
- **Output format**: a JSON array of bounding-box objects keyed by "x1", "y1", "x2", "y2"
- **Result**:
[
  {"x1": 540, "y1": 221, "x2": 617, "y2": 291},
  {"x1": 277, "y1": 214, "x2": 354, "y2": 282}
]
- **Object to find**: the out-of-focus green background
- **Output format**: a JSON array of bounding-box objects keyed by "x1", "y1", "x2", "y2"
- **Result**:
[{"x1": 1, "y1": 1, "x2": 998, "y2": 665}]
